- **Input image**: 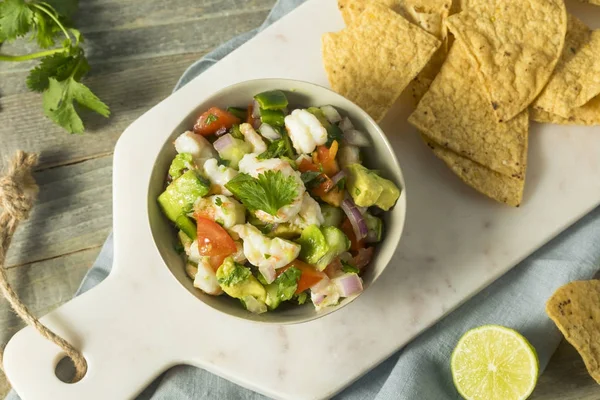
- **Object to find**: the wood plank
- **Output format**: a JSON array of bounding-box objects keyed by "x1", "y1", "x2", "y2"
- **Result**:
[
  {"x1": 532, "y1": 339, "x2": 600, "y2": 399},
  {"x1": 0, "y1": 4, "x2": 273, "y2": 169},
  {"x1": 0, "y1": 248, "x2": 99, "y2": 398},
  {"x1": 0, "y1": 52, "x2": 201, "y2": 169},
  {"x1": 3, "y1": 156, "x2": 112, "y2": 267}
]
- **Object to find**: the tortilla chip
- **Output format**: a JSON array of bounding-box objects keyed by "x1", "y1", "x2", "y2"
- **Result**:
[
  {"x1": 534, "y1": 16, "x2": 600, "y2": 118},
  {"x1": 322, "y1": 3, "x2": 441, "y2": 122},
  {"x1": 408, "y1": 42, "x2": 529, "y2": 179},
  {"x1": 546, "y1": 280, "x2": 600, "y2": 385},
  {"x1": 422, "y1": 136, "x2": 525, "y2": 207},
  {"x1": 531, "y1": 95, "x2": 600, "y2": 126},
  {"x1": 579, "y1": 0, "x2": 600, "y2": 4},
  {"x1": 337, "y1": 0, "x2": 451, "y2": 103},
  {"x1": 446, "y1": 0, "x2": 568, "y2": 122}
]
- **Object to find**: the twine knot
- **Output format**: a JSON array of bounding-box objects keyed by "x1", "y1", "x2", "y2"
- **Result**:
[
  {"x1": 0, "y1": 152, "x2": 39, "y2": 220},
  {"x1": 0, "y1": 151, "x2": 87, "y2": 383}
]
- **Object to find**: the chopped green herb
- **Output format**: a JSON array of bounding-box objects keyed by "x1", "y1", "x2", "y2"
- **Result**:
[
  {"x1": 295, "y1": 291, "x2": 308, "y2": 305},
  {"x1": 174, "y1": 241, "x2": 185, "y2": 254},
  {"x1": 258, "y1": 139, "x2": 288, "y2": 160},
  {"x1": 205, "y1": 113, "x2": 218, "y2": 125},
  {"x1": 355, "y1": 188, "x2": 362, "y2": 196},
  {"x1": 336, "y1": 177, "x2": 346, "y2": 191},
  {"x1": 264, "y1": 253, "x2": 272, "y2": 259},
  {"x1": 217, "y1": 261, "x2": 251, "y2": 286},
  {"x1": 341, "y1": 260, "x2": 360, "y2": 274},
  {"x1": 301, "y1": 171, "x2": 321, "y2": 185},
  {"x1": 274, "y1": 267, "x2": 301, "y2": 302},
  {"x1": 229, "y1": 124, "x2": 244, "y2": 140},
  {"x1": 225, "y1": 170, "x2": 298, "y2": 216},
  {"x1": 215, "y1": 197, "x2": 223, "y2": 207}
]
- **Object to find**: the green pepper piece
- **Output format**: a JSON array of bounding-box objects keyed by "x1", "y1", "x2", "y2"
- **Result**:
[
  {"x1": 254, "y1": 90, "x2": 288, "y2": 110},
  {"x1": 260, "y1": 109, "x2": 285, "y2": 127},
  {"x1": 229, "y1": 124, "x2": 244, "y2": 140},
  {"x1": 227, "y1": 107, "x2": 247, "y2": 120}
]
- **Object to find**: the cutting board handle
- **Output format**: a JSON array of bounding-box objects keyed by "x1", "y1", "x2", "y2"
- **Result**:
[{"x1": 2, "y1": 269, "x2": 183, "y2": 400}]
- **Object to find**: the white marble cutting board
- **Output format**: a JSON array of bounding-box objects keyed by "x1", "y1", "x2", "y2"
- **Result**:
[{"x1": 3, "y1": 1, "x2": 600, "y2": 399}]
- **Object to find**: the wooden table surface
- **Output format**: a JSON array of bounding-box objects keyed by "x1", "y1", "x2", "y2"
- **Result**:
[{"x1": 0, "y1": 0, "x2": 598, "y2": 398}]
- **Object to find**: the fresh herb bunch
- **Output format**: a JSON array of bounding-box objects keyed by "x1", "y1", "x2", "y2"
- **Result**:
[{"x1": 0, "y1": 0, "x2": 109, "y2": 134}]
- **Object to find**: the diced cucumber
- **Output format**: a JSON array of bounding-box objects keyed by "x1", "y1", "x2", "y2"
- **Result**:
[
  {"x1": 158, "y1": 170, "x2": 210, "y2": 222},
  {"x1": 175, "y1": 215, "x2": 197, "y2": 240},
  {"x1": 321, "y1": 204, "x2": 344, "y2": 227},
  {"x1": 218, "y1": 136, "x2": 253, "y2": 169},
  {"x1": 365, "y1": 213, "x2": 383, "y2": 243},
  {"x1": 315, "y1": 226, "x2": 350, "y2": 270}
]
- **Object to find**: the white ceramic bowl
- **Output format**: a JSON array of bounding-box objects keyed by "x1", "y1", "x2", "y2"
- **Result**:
[{"x1": 148, "y1": 79, "x2": 407, "y2": 324}]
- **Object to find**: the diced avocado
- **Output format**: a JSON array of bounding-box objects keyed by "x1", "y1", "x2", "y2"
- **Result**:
[
  {"x1": 260, "y1": 109, "x2": 285, "y2": 127},
  {"x1": 218, "y1": 137, "x2": 252, "y2": 169},
  {"x1": 373, "y1": 174, "x2": 400, "y2": 211},
  {"x1": 307, "y1": 107, "x2": 343, "y2": 146},
  {"x1": 267, "y1": 223, "x2": 303, "y2": 240},
  {"x1": 315, "y1": 226, "x2": 350, "y2": 270},
  {"x1": 254, "y1": 90, "x2": 289, "y2": 110},
  {"x1": 297, "y1": 225, "x2": 329, "y2": 265},
  {"x1": 158, "y1": 170, "x2": 210, "y2": 222},
  {"x1": 345, "y1": 164, "x2": 400, "y2": 210},
  {"x1": 175, "y1": 215, "x2": 197, "y2": 240},
  {"x1": 364, "y1": 212, "x2": 383, "y2": 243},
  {"x1": 321, "y1": 204, "x2": 344, "y2": 227},
  {"x1": 168, "y1": 153, "x2": 194, "y2": 180},
  {"x1": 227, "y1": 107, "x2": 247, "y2": 120},
  {"x1": 216, "y1": 257, "x2": 266, "y2": 303},
  {"x1": 265, "y1": 267, "x2": 301, "y2": 310}
]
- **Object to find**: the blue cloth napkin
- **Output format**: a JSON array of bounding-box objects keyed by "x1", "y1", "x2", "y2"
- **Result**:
[{"x1": 8, "y1": 1, "x2": 600, "y2": 399}]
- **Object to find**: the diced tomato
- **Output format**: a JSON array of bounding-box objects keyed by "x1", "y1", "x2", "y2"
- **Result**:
[
  {"x1": 341, "y1": 217, "x2": 364, "y2": 253},
  {"x1": 195, "y1": 217, "x2": 237, "y2": 257},
  {"x1": 278, "y1": 259, "x2": 327, "y2": 294},
  {"x1": 194, "y1": 107, "x2": 240, "y2": 136},
  {"x1": 209, "y1": 254, "x2": 227, "y2": 271},
  {"x1": 353, "y1": 247, "x2": 374, "y2": 270},
  {"x1": 313, "y1": 141, "x2": 340, "y2": 176},
  {"x1": 298, "y1": 158, "x2": 320, "y2": 173}
]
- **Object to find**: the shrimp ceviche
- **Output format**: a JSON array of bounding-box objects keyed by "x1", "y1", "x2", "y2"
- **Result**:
[{"x1": 158, "y1": 90, "x2": 401, "y2": 314}]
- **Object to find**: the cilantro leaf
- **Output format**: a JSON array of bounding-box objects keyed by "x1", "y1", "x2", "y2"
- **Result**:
[
  {"x1": 43, "y1": 76, "x2": 109, "y2": 134},
  {"x1": 273, "y1": 267, "x2": 301, "y2": 302},
  {"x1": 205, "y1": 113, "x2": 218, "y2": 124},
  {"x1": 0, "y1": 0, "x2": 33, "y2": 40},
  {"x1": 31, "y1": 8, "x2": 61, "y2": 48},
  {"x1": 27, "y1": 52, "x2": 88, "y2": 92},
  {"x1": 258, "y1": 138, "x2": 288, "y2": 160},
  {"x1": 225, "y1": 170, "x2": 298, "y2": 216}
]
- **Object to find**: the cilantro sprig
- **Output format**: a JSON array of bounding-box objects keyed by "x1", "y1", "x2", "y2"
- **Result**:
[
  {"x1": 0, "y1": 0, "x2": 109, "y2": 134},
  {"x1": 225, "y1": 170, "x2": 298, "y2": 216}
]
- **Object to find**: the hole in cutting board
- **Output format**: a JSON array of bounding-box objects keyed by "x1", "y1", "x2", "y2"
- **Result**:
[{"x1": 55, "y1": 356, "x2": 85, "y2": 383}]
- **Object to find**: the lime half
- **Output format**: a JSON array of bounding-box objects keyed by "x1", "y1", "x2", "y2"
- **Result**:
[{"x1": 451, "y1": 325, "x2": 539, "y2": 400}]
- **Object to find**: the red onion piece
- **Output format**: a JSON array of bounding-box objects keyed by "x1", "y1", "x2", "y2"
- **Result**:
[
  {"x1": 320, "y1": 105, "x2": 342, "y2": 124},
  {"x1": 213, "y1": 134, "x2": 235, "y2": 152},
  {"x1": 344, "y1": 129, "x2": 370, "y2": 147},
  {"x1": 331, "y1": 170, "x2": 346, "y2": 186},
  {"x1": 252, "y1": 100, "x2": 261, "y2": 119},
  {"x1": 339, "y1": 117, "x2": 354, "y2": 132},
  {"x1": 341, "y1": 196, "x2": 369, "y2": 240},
  {"x1": 259, "y1": 123, "x2": 281, "y2": 140},
  {"x1": 252, "y1": 118, "x2": 262, "y2": 130},
  {"x1": 310, "y1": 276, "x2": 330, "y2": 294},
  {"x1": 215, "y1": 126, "x2": 228, "y2": 137},
  {"x1": 311, "y1": 291, "x2": 326, "y2": 306},
  {"x1": 260, "y1": 265, "x2": 277, "y2": 284},
  {"x1": 354, "y1": 247, "x2": 374, "y2": 269},
  {"x1": 333, "y1": 273, "x2": 363, "y2": 297}
]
